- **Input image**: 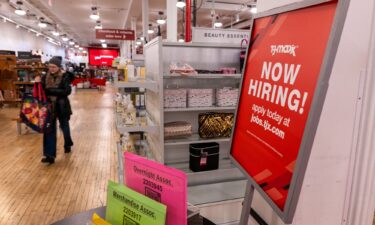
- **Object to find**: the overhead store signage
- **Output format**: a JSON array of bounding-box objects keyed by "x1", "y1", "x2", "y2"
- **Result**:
[
  {"x1": 192, "y1": 27, "x2": 250, "y2": 44},
  {"x1": 124, "y1": 152, "x2": 187, "y2": 225},
  {"x1": 17, "y1": 51, "x2": 33, "y2": 59},
  {"x1": 106, "y1": 181, "x2": 167, "y2": 225},
  {"x1": 88, "y1": 48, "x2": 119, "y2": 66},
  {"x1": 96, "y1": 29, "x2": 135, "y2": 40},
  {"x1": 230, "y1": 0, "x2": 347, "y2": 223}
]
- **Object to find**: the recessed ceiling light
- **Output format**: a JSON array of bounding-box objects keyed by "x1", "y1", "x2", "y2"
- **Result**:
[
  {"x1": 157, "y1": 11, "x2": 166, "y2": 25},
  {"x1": 69, "y1": 40, "x2": 75, "y2": 45},
  {"x1": 176, "y1": 0, "x2": 186, "y2": 8},
  {"x1": 15, "y1": 9, "x2": 26, "y2": 16},
  {"x1": 79, "y1": 47, "x2": 83, "y2": 50},
  {"x1": 52, "y1": 31, "x2": 60, "y2": 36},
  {"x1": 157, "y1": 19, "x2": 166, "y2": 25},
  {"x1": 136, "y1": 39, "x2": 142, "y2": 45},
  {"x1": 15, "y1": 1, "x2": 26, "y2": 16},
  {"x1": 100, "y1": 39, "x2": 106, "y2": 43},
  {"x1": 90, "y1": 7, "x2": 100, "y2": 20},
  {"x1": 95, "y1": 23, "x2": 102, "y2": 29},
  {"x1": 250, "y1": 7, "x2": 257, "y2": 14},
  {"x1": 38, "y1": 21, "x2": 47, "y2": 28},
  {"x1": 62, "y1": 36, "x2": 69, "y2": 41},
  {"x1": 74, "y1": 45, "x2": 79, "y2": 48},
  {"x1": 90, "y1": 13, "x2": 100, "y2": 20},
  {"x1": 148, "y1": 24, "x2": 154, "y2": 34}
]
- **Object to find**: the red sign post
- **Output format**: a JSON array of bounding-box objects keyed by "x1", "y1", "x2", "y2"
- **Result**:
[
  {"x1": 231, "y1": 0, "x2": 350, "y2": 224},
  {"x1": 96, "y1": 29, "x2": 135, "y2": 41}
]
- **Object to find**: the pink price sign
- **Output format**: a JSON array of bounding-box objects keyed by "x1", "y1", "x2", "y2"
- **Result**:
[{"x1": 124, "y1": 152, "x2": 187, "y2": 225}]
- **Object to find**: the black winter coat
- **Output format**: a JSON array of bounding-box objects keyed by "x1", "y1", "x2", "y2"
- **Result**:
[{"x1": 42, "y1": 72, "x2": 73, "y2": 119}]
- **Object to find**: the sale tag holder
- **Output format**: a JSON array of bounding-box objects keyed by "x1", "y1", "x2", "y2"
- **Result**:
[{"x1": 229, "y1": 0, "x2": 351, "y2": 224}]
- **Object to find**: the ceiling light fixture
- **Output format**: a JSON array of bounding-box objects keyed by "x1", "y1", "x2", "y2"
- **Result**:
[
  {"x1": 79, "y1": 47, "x2": 83, "y2": 50},
  {"x1": 148, "y1": 24, "x2": 154, "y2": 34},
  {"x1": 102, "y1": 43, "x2": 107, "y2": 48},
  {"x1": 69, "y1": 40, "x2": 75, "y2": 45},
  {"x1": 214, "y1": 16, "x2": 223, "y2": 28},
  {"x1": 250, "y1": 7, "x2": 257, "y2": 14},
  {"x1": 62, "y1": 36, "x2": 69, "y2": 41},
  {"x1": 235, "y1": 14, "x2": 240, "y2": 22},
  {"x1": 176, "y1": 0, "x2": 186, "y2": 8},
  {"x1": 52, "y1": 31, "x2": 60, "y2": 36},
  {"x1": 95, "y1": 21, "x2": 102, "y2": 29},
  {"x1": 74, "y1": 44, "x2": 79, "y2": 48},
  {"x1": 156, "y1": 11, "x2": 166, "y2": 25},
  {"x1": 90, "y1": 7, "x2": 100, "y2": 20},
  {"x1": 178, "y1": 38, "x2": 185, "y2": 43},
  {"x1": 140, "y1": 36, "x2": 145, "y2": 41},
  {"x1": 38, "y1": 18, "x2": 47, "y2": 28},
  {"x1": 36, "y1": 33, "x2": 40, "y2": 37},
  {"x1": 15, "y1": 1, "x2": 26, "y2": 16},
  {"x1": 100, "y1": 39, "x2": 106, "y2": 43},
  {"x1": 16, "y1": 24, "x2": 20, "y2": 29},
  {"x1": 136, "y1": 39, "x2": 142, "y2": 45}
]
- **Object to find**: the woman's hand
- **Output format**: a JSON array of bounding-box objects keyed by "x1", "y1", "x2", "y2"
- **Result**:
[{"x1": 34, "y1": 76, "x2": 41, "y2": 82}]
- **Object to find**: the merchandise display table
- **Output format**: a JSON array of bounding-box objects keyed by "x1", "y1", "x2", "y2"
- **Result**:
[
  {"x1": 72, "y1": 78, "x2": 107, "y2": 87},
  {"x1": 51, "y1": 206, "x2": 216, "y2": 225}
]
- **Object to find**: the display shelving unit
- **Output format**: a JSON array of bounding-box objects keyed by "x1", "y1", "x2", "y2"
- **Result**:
[{"x1": 139, "y1": 37, "x2": 247, "y2": 205}]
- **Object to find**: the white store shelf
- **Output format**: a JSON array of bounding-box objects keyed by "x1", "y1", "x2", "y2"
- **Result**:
[
  {"x1": 115, "y1": 80, "x2": 158, "y2": 92},
  {"x1": 188, "y1": 180, "x2": 246, "y2": 205},
  {"x1": 164, "y1": 74, "x2": 242, "y2": 79},
  {"x1": 116, "y1": 114, "x2": 159, "y2": 134},
  {"x1": 164, "y1": 106, "x2": 236, "y2": 112},
  {"x1": 167, "y1": 159, "x2": 245, "y2": 187},
  {"x1": 164, "y1": 134, "x2": 231, "y2": 146}
]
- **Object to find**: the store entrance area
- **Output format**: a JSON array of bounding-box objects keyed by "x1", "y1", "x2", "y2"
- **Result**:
[{"x1": 0, "y1": 88, "x2": 117, "y2": 225}]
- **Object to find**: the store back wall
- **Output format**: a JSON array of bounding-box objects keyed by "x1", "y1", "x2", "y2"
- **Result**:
[{"x1": 0, "y1": 20, "x2": 65, "y2": 62}]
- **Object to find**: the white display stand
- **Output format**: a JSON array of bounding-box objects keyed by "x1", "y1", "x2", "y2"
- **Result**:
[{"x1": 138, "y1": 37, "x2": 247, "y2": 205}]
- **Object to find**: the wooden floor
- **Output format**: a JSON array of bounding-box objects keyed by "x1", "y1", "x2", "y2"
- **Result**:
[{"x1": 0, "y1": 87, "x2": 118, "y2": 225}]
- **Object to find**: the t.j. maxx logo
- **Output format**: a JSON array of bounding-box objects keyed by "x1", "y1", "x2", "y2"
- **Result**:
[{"x1": 270, "y1": 45, "x2": 298, "y2": 57}]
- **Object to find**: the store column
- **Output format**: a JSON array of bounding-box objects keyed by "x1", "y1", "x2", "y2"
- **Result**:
[
  {"x1": 131, "y1": 17, "x2": 137, "y2": 57},
  {"x1": 142, "y1": 0, "x2": 149, "y2": 42},
  {"x1": 167, "y1": 0, "x2": 178, "y2": 42}
]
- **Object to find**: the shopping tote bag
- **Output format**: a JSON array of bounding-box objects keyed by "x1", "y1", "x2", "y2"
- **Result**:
[{"x1": 20, "y1": 82, "x2": 53, "y2": 133}]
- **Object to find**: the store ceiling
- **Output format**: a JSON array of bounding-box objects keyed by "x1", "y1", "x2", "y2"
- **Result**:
[{"x1": 0, "y1": 0, "x2": 256, "y2": 47}]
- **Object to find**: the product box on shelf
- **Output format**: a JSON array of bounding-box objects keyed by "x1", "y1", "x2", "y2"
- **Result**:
[
  {"x1": 216, "y1": 87, "x2": 239, "y2": 107},
  {"x1": 198, "y1": 112, "x2": 234, "y2": 139},
  {"x1": 188, "y1": 89, "x2": 214, "y2": 108},
  {"x1": 164, "y1": 89, "x2": 187, "y2": 108},
  {"x1": 164, "y1": 121, "x2": 193, "y2": 139}
]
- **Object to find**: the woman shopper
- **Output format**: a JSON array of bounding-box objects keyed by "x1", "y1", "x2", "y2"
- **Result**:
[{"x1": 36, "y1": 56, "x2": 74, "y2": 164}]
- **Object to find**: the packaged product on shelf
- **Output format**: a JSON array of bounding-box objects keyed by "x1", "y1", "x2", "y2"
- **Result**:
[
  {"x1": 164, "y1": 89, "x2": 187, "y2": 108},
  {"x1": 124, "y1": 100, "x2": 137, "y2": 125},
  {"x1": 164, "y1": 121, "x2": 192, "y2": 139},
  {"x1": 220, "y1": 67, "x2": 237, "y2": 74},
  {"x1": 127, "y1": 64, "x2": 136, "y2": 81},
  {"x1": 169, "y1": 62, "x2": 197, "y2": 75},
  {"x1": 198, "y1": 112, "x2": 234, "y2": 139},
  {"x1": 189, "y1": 142, "x2": 220, "y2": 172},
  {"x1": 121, "y1": 133, "x2": 135, "y2": 153},
  {"x1": 188, "y1": 89, "x2": 214, "y2": 107},
  {"x1": 216, "y1": 87, "x2": 239, "y2": 107}
]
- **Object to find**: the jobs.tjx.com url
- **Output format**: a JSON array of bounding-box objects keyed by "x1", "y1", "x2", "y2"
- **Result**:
[{"x1": 250, "y1": 113, "x2": 286, "y2": 140}]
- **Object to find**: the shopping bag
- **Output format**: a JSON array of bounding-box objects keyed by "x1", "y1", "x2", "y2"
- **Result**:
[{"x1": 20, "y1": 83, "x2": 53, "y2": 133}]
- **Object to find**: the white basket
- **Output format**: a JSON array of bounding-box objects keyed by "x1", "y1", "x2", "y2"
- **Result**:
[
  {"x1": 164, "y1": 89, "x2": 187, "y2": 108},
  {"x1": 188, "y1": 89, "x2": 214, "y2": 107},
  {"x1": 216, "y1": 88, "x2": 239, "y2": 107}
]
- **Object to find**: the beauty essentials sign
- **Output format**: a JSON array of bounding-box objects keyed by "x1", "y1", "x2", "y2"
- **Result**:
[
  {"x1": 231, "y1": 0, "x2": 342, "y2": 219},
  {"x1": 124, "y1": 152, "x2": 187, "y2": 225}
]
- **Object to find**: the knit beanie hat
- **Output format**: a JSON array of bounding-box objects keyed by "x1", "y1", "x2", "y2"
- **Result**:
[{"x1": 49, "y1": 56, "x2": 62, "y2": 68}]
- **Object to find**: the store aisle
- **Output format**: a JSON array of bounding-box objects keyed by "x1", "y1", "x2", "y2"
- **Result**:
[{"x1": 0, "y1": 87, "x2": 118, "y2": 225}]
